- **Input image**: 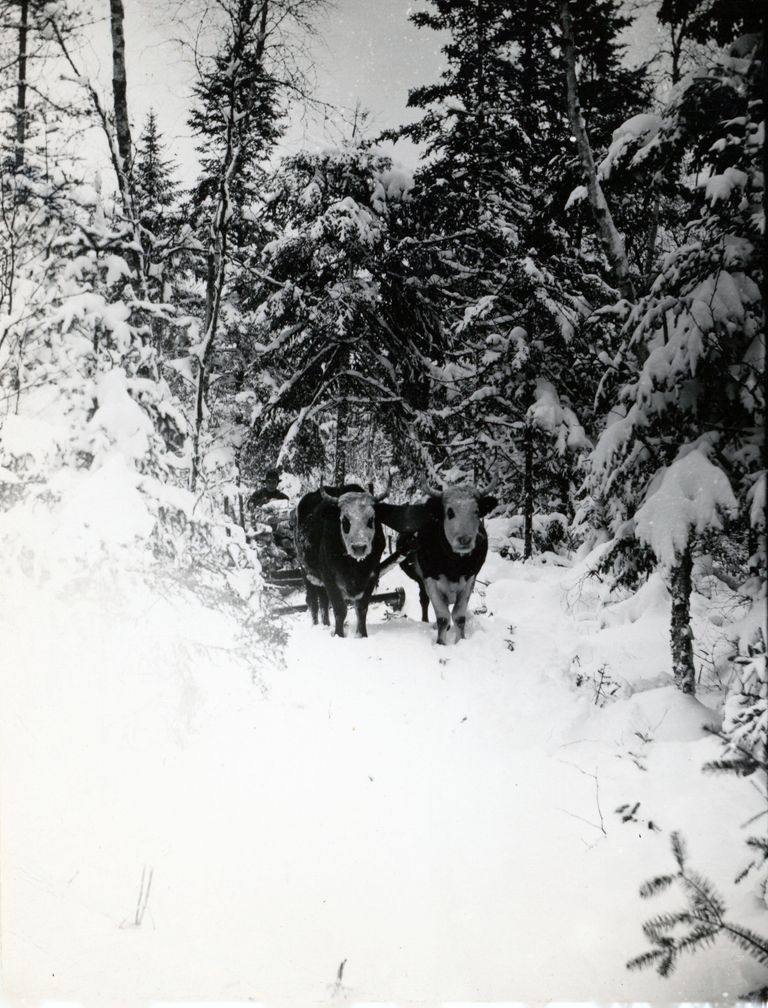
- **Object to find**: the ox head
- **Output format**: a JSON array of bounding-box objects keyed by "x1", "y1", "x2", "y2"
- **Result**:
[
  {"x1": 320, "y1": 473, "x2": 392, "y2": 562},
  {"x1": 422, "y1": 476, "x2": 498, "y2": 555}
]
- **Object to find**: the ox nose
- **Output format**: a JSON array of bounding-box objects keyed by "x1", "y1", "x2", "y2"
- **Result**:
[
  {"x1": 456, "y1": 535, "x2": 473, "y2": 548},
  {"x1": 351, "y1": 544, "x2": 367, "y2": 557}
]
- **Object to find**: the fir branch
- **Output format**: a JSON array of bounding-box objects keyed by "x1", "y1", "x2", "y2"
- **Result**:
[{"x1": 629, "y1": 832, "x2": 768, "y2": 982}]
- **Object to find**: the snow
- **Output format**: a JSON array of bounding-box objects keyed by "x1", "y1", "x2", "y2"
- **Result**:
[
  {"x1": 167, "y1": 355, "x2": 196, "y2": 384},
  {"x1": 70, "y1": 184, "x2": 100, "y2": 207},
  {"x1": 565, "y1": 183, "x2": 587, "y2": 209},
  {"x1": 376, "y1": 164, "x2": 414, "y2": 204},
  {"x1": 0, "y1": 411, "x2": 63, "y2": 462},
  {"x1": 87, "y1": 368, "x2": 155, "y2": 462},
  {"x1": 598, "y1": 113, "x2": 663, "y2": 181},
  {"x1": 103, "y1": 253, "x2": 133, "y2": 286},
  {"x1": 704, "y1": 166, "x2": 749, "y2": 204},
  {"x1": 635, "y1": 449, "x2": 738, "y2": 567},
  {"x1": 527, "y1": 378, "x2": 588, "y2": 453},
  {"x1": 748, "y1": 471, "x2": 766, "y2": 529},
  {"x1": 1, "y1": 516, "x2": 764, "y2": 1003},
  {"x1": 442, "y1": 96, "x2": 466, "y2": 115}
]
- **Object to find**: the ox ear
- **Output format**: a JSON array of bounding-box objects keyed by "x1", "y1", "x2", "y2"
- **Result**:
[
  {"x1": 375, "y1": 502, "x2": 431, "y2": 534},
  {"x1": 479, "y1": 494, "x2": 498, "y2": 517}
]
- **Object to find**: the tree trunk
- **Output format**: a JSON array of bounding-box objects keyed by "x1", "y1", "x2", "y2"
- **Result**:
[
  {"x1": 474, "y1": 0, "x2": 486, "y2": 212},
  {"x1": 235, "y1": 447, "x2": 246, "y2": 529},
  {"x1": 191, "y1": 4, "x2": 265, "y2": 491},
  {"x1": 643, "y1": 193, "x2": 661, "y2": 285},
  {"x1": 670, "y1": 545, "x2": 696, "y2": 694},
  {"x1": 559, "y1": 0, "x2": 635, "y2": 302},
  {"x1": 334, "y1": 394, "x2": 348, "y2": 485},
  {"x1": 110, "y1": 0, "x2": 133, "y2": 187},
  {"x1": 107, "y1": 0, "x2": 153, "y2": 298},
  {"x1": 190, "y1": 0, "x2": 269, "y2": 492},
  {"x1": 15, "y1": 0, "x2": 29, "y2": 171},
  {"x1": 524, "y1": 422, "x2": 534, "y2": 560},
  {"x1": 191, "y1": 221, "x2": 229, "y2": 492},
  {"x1": 365, "y1": 411, "x2": 376, "y2": 483}
]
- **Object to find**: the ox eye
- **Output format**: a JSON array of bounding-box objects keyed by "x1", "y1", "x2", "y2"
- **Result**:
[
  {"x1": 367, "y1": 518, "x2": 374, "y2": 528},
  {"x1": 447, "y1": 507, "x2": 455, "y2": 519},
  {"x1": 342, "y1": 517, "x2": 351, "y2": 534}
]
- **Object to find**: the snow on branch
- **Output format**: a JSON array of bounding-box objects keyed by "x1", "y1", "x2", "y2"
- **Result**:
[{"x1": 635, "y1": 448, "x2": 738, "y2": 567}]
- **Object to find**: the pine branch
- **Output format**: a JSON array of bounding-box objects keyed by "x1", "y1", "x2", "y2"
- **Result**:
[
  {"x1": 638, "y1": 874, "x2": 675, "y2": 898},
  {"x1": 629, "y1": 832, "x2": 768, "y2": 982}
]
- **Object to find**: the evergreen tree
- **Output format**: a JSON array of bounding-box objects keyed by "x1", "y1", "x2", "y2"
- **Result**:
[
  {"x1": 135, "y1": 109, "x2": 180, "y2": 252},
  {"x1": 181, "y1": 0, "x2": 325, "y2": 494},
  {"x1": 588, "y1": 34, "x2": 764, "y2": 694},
  {"x1": 389, "y1": 0, "x2": 646, "y2": 550},
  {"x1": 186, "y1": 0, "x2": 283, "y2": 262},
  {"x1": 244, "y1": 145, "x2": 417, "y2": 482}
]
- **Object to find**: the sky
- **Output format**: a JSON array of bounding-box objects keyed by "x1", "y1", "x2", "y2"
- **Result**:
[
  {"x1": 59, "y1": 0, "x2": 659, "y2": 189},
  {"x1": 107, "y1": 0, "x2": 446, "y2": 183}
]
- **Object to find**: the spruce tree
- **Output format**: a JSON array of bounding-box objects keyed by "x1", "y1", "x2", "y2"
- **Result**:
[
  {"x1": 186, "y1": 0, "x2": 282, "y2": 264},
  {"x1": 244, "y1": 145, "x2": 417, "y2": 481},
  {"x1": 135, "y1": 110, "x2": 180, "y2": 251},
  {"x1": 182, "y1": 0, "x2": 324, "y2": 494},
  {"x1": 392, "y1": 0, "x2": 646, "y2": 549},
  {"x1": 588, "y1": 33, "x2": 764, "y2": 694}
]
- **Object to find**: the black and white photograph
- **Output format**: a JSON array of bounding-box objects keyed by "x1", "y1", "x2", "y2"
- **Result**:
[{"x1": 0, "y1": 0, "x2": 765, "y2": 1003}]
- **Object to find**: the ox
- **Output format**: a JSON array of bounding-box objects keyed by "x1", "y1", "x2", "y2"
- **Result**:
[
  {"x1": 398, "y1": 477, "x2": 498, "y2": 645},
  {"x1": 294, "y1": 477, "x2": 421, "y2": 638}
]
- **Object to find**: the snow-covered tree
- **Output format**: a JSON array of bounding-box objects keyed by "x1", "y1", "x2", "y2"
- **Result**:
[
  {"x1": 181, "y1": 0, "x2": 323, "y2": 494},
  {"x1": 245, "y1": 145, "x2": 416, "y2": 483},
  {"x1": 589, "y1": 33, "x2": 765, "y2": 693},
  {"x1": 389, "y1": 0, "x2": 645, "y2": 549},
  {"x1": 134, "y1": 109, "x2": 181, "y2": 262}
]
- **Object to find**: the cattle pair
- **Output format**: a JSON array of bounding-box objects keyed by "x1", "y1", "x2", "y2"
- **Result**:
[{"x1": 294, "y1": 475, "x2": 497, "y2": 645}]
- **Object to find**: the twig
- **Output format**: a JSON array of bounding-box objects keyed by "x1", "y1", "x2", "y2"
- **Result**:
[
  {"x1": 559, "y1": 761, "x2": 607, "y2": 836},
  {"x1": 120, "y1": 865, "x2": 154, "y2": 928},
  {"x1": 557, "y1": 807, "x2": 605, "y2": 833}
]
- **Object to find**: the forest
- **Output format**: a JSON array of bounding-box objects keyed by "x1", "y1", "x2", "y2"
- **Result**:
[{"x1": 0, "y1": 0, "x2": 765, "y2": 1002}]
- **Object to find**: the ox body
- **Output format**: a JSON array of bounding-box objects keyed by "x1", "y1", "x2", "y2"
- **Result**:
[
  {"x1": 398, "y1": 482, "x2": 497, "y2": 645},
  {"x1": 295, "y1": 481, "x2": 420, "y2": 638}
]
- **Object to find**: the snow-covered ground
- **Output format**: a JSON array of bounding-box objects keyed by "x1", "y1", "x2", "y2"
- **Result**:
[{"x1": 1, "y1": 513, "x2": 765, "y2": 1005}]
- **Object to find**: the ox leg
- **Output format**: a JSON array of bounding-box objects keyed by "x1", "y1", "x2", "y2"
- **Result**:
[
  {"x1": 305, "y1": 582, "x2": 319, "y2": 625},
  {"x1": 418, "y1": 581, "x2": 430, "y2": 622},
  {"x1": 318, "y1": 587, "x2": 330, "y2": 626},
  {"x1": 424, "y1": 577, "x2": 451, "y2": 645},
  {"x1": 452, "y1": 576, "x2": 476, "y2": 640},
  {"x1": 354, "y1": 599, "x2": 369, "y2": 638},
  {"x1": 354, "y1": 575, "x2": 378, "y2": 638},
  {"x1": 325, "y1": 582, "x2": 348, "y2": 637}
]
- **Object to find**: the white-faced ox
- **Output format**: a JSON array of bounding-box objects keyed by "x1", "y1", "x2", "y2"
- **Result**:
[
  {"x1": 294, "y1": 479, "x2": 422, "y2": 638},
  {"x1": 398, "y1": 478, "x2": 498, "y2": 645}
]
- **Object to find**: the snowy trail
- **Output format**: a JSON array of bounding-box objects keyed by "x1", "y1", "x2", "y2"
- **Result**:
[{"x1": 1, "y1": 536, "x2": 763, "y2": 1004}]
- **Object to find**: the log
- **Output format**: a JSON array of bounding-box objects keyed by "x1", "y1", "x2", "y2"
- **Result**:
[{"x1": 272, "y1": 587, "x2": 406, "y2": 617}]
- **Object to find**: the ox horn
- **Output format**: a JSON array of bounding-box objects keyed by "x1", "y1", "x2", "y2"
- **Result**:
[
  {"x1": 319, "y1": 487, "x2": 339, "y2": 504},
  {"x1": 477, "y1": 473, "x2": 498, "y2": 496},
  {"x1": 420, "y1": 475, "x2": 443, "y2": 498},
  {"x1": 373, "y1": 470, "x2": 393, "y2": 502}
]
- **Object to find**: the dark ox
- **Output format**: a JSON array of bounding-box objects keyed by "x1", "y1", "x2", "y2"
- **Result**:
[
  {"x1": 294, "y1": 478, "x2": 421, "y2": 638},
  {"x1": 398, "y1": 478, "x2": 498, "y2": 645}
]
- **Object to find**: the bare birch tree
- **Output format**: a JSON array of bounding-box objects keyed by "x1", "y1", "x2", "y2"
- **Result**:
[
  {"x1": 560, "y1": 0, "x2": 636, "y2": 303},
  {"x1": 185, "y1": 0, "x2": 325, "y2": 493}
]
